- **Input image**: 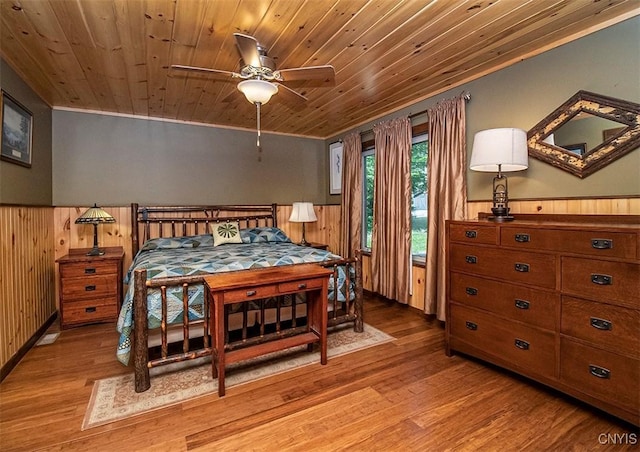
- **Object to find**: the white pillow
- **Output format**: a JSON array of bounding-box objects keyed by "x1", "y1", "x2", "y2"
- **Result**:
[{"x1": 210, "y1": 221, "x2": 243, "y2": 246}]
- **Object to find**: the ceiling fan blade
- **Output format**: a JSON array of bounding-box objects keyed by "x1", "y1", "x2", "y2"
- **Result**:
[
  {"x1": 171, "y1": 64, "x2": 240, "y2": 78},
  {"x1": 278, "y1": 65, "x2": 335, "y2": 85},
  {"x1": 234, "y1": 33, "x2": 262, "y2": 68},
  {"x1": 274, "y1": 83, "x2": 307, "y2": 110}
]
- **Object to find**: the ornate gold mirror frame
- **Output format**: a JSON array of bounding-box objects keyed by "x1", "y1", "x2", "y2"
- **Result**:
[{"x1": 527, "y1": 91, "x2": 640, "y2": 178}]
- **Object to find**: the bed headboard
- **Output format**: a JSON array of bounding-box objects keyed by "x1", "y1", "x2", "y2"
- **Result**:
[{"x1": 131, "y1": 203, "x2": 278, "y2": 255}]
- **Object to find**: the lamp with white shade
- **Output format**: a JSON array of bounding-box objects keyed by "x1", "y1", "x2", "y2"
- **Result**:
[
  {"x1": 470, "y1": 128, "x2": 529, "y2": 221},
  {"x1": 289, "y1": 202, "x2": 318, "y2": 245}
]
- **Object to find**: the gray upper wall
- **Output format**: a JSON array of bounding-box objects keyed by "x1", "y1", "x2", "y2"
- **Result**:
[
  {"x1": 0, "y1": 59, "x2": 53, "y2": 206},
  {"x1": 53, "y1": 112, "x2": 326, "y2": 206},
  {"x1": 327, "y1": 16, "x2": 640, "y2": 203}
]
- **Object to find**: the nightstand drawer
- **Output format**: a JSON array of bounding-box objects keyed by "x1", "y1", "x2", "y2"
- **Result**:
[
  {"x1": 561, "y1": 338, "x2": 639, "y2": 412},
  {"x1": 450, "y1": 304, "x2": 556, "y2": 379},
  {"x1": 60, "y1": 260, "x2": 119, "y2": 278},
  {"x1": 61, "y1": 276, "x2": 117, "y2": 300},
  {"x1": 62, "y1": 298, "x2": 119, "y2": 325}
]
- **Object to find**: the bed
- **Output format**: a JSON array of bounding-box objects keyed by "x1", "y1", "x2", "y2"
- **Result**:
[{"x1": 117, "y1": 203, "x2": 363, "y2": 392}]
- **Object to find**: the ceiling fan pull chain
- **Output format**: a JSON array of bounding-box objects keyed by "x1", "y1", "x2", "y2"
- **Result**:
[{"x1": 256, "y1": 102, "x2": 262, "y2": 162}]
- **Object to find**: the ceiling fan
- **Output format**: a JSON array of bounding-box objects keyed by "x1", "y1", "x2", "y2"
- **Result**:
[{"x1": 172, "y1": 33, "x2": 335, "y2": 156}]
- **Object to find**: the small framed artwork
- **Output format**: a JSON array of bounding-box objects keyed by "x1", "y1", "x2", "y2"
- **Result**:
[
  {"x1": 562, "y1": 142, "x2": 586, "y2": 155},
  {"x1": 1, "y1": 90, "x2": 33, "y2": 168},
  {"x1": 329, "y1": 141, "x2": 343, "y2": 195}
]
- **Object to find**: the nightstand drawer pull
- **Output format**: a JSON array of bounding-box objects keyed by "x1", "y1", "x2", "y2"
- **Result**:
[
  {"x1": 514, "y1": 263, "x2": 529, "y2": 273},
  {"x1": 590, "y1": 317, "x2": 612, "y2": 331},
  {"x1": 515, "y1": 233, "x2": 530, "y2": 243},
  {"x1": 514, "y1": 299, "x2": 530, "y2": 310},
  {"x1": 85, "y1": 285, "x2": 96, "y2": 291},
  {"x1": 246, "y1": 290, "x2": 257, "y2": 297},
  {"x1": 297, "y1": 283, "x2": 307, "y2": 290},
  {"x1": 589, "y1": 365, "x2": 610, "y2": 379},
  {"x1": 85, "y1": 307, "x2": 96, "y2": 313},
  {"x1": 465, "y1": 255, "x2": 477, "y2": 264},
  {"x1": 464, "y1": 230, "x2": 477, "y2": 239},
  {"x1": 591, "y1": 274, "x2": 612, "y2": 285},
  {"x1": 465, "y1": 321, "x2": 477, "y2": 331},
  {"x1": 514, "y1": 339, "x2": 530, "y2": 350},
  {"x1": 84, "y1": 267, "x2": 96, "y2": 274},
  {"x1": 465, "y1": 287, "x2": 478, "y2": 296},
  {"x1": 591, "y1": 239, "x2": 613, "y2": 250}
]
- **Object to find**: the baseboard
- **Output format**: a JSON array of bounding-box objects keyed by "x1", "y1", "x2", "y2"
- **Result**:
[{"x1": 0, "y1": 311, "x2": 58, "y2": 383}]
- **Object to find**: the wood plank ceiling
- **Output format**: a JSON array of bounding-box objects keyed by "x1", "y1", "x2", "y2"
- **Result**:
[{"x1": 1, "y1": 0, "x2": 638, "y2": 139}]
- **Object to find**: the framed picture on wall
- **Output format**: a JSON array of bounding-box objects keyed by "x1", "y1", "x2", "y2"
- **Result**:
[
  {"x1": 329, "y1": 141, "x2": 343, "y2": 195},
  {"x1": 1, "y1": 90, "x2": 33, "y2": 168}
]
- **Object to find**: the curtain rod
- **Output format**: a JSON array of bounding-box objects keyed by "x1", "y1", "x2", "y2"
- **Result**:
[{"x1": 357, "y1": 91, "x2": 471, "y2": 136}]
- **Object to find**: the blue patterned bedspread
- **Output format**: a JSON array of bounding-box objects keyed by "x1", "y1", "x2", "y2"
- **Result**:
[{"x1": 116, "y1": 231, "x2": 349, "y2": 365}]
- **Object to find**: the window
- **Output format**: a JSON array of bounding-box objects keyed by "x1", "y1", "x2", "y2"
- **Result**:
[
  {"x1": 361, "y1": 133, "x2": 429, "y2": 259},
  {"x1": 362, "y1": 147, "x2": 375, "y2": 250}
]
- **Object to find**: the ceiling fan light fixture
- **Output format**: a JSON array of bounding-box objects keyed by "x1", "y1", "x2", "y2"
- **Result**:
[{"x1": 237, "y1": 79, "x2": 278, "y2": 104}]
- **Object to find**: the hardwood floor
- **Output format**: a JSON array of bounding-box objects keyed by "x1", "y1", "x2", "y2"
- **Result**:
[{"x1": 1, "y1": 295, "x2": 637, "y2": 451}]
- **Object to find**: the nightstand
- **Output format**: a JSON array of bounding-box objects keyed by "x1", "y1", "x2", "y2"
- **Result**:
[
  {"x1": 306, "y1": 242, "x2": 328, "y2": 250},
  {"x1": 57, "y1": 246, "x2": 124, "y2": 329}
]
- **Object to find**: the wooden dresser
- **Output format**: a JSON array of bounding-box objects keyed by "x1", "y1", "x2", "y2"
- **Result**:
[
  {"x1": 446, "y1": 215, "x2": 639, "y2": 425},
  {"x1": 57, "y1": 247, "x2": 124, "y2": 329}
]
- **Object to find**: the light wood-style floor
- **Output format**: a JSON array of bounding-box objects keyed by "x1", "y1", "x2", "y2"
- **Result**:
[{"x1": 1, "y1": 295, "x2": 637, "y2": 451}]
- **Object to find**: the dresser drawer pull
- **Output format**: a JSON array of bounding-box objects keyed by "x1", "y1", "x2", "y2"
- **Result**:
[
  {"x1": 514, "y1": 299, "x2": 530, "y2": 310},
  {"x1": 246, "y1": 290, "x2": 257, "y2": 297},
  {"x1": 465, "y1": 321, "x2": 478, "y2": 331},
  {"x1": 85, "y1": 307, "x2": 96, "y2": 313},
  {"x1": 590, "y1": 317, "x2": 612, "y2": 331},
  {"x1": 297, "y1": 283, "x2": 307, "y2": 290},
  {"x1": 514, "y1": 339, "x2": 530, "y2": 350},
  {"x1": 84, "y1": 267, "x2": 96, "y2": 274},
  {"x1": 464, "y1": 230, "x2": 477, "y2": 239},
  {"x1": 514, "y1": 233, "x2": 530, "y2": 243},
  {"x1": 85, "y1": 285, "x2": 96, "y2": 291},
  {"x1": 591, "y1": 274, "x2": 612, "y2": 285},
  {"x1": 465, "y1": 255, "x2": 477, "y2": 264},
  {"x1": 465, "y1": 287, "x2": 478, "y2": 296},
  {"x1": 591, "y1": 239, "x2": 613, "y2": 250},
  {"x1": 589, "y1": 365, "x2": 610, "y2": 379},
  {"x1": 514, "y1": 263, "x2": 529, "y2": 273}
]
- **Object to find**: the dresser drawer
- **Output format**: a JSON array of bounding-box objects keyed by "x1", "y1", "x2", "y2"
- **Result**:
[
  {"x1": 450, "y1": 243, "x2": 556, "y2": 289},
  {"x1": 560, "y1": 338, "x2": 639, "y2": 412},
  {"x1": 61, "y1": 276, "x2": 117, "y2": 300},
  {"x1": 561, "y1": 257, "x2": 640, "y2": 308},
  {"x1": 450, "y1": 304, "x2": 556, "y2": 378},
  {"x1": 501, "y1": 227, "x2": 637, "y2": 259},
  {"x1": 450, "y1": 272, "x2": 558, "y2": 330},
  {"x1": 449, "y1": 223, "x2": 497, "y2": 245},
  {"x1": 561, "y1": 296, "x2": 640, "y2": 359},
  {"x1": 279, "y1": 278, "x2": 324, "y2": 294},
  {"x1": 62, "y1": 298, "x2": 118, "y2": 325},
  {"x1": 60, "y1": 260, "x2": 119, "y2": 278},
  {"x1": 222, "y1": 284, "x2": 278, "y2": 303}
]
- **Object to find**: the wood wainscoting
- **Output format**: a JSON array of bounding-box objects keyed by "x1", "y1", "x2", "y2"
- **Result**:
[{"x1": 0, "y1": 206, "x2": 56, "y2": 375}]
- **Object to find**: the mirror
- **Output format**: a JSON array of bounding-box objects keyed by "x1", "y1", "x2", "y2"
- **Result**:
[{"x1": 527, "y1": 91, "x2": 640, "y2": 178}]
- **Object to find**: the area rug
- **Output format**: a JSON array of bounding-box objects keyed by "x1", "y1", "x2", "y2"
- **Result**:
[{"x1": 82, "y1": 324, "x2": 393, "y2": 430}]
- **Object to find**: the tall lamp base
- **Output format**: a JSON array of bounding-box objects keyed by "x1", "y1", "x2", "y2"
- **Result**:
[{"x1": 85, "y1": 223, "x2": 106, "y2": 255}]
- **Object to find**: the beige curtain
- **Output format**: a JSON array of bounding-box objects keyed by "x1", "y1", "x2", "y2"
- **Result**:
[
  {"x1": 425, "y1": 94, "x2": 468, "y2": 320},
  {"x1": 339, "y1": 132, "x2": 362, "y2": 258},
  {"x1": 371, "y1": 117, "x2": 412, "y2": 304}
]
